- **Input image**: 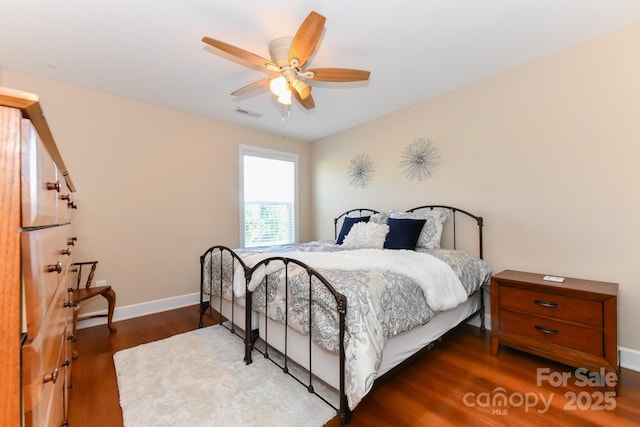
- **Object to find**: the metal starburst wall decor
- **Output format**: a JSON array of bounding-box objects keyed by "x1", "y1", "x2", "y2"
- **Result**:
[
  {"x1": 399, "y1": 138, "x2": 440, "y2": 181},
  {"x1": 347, "y1": 153, "x2": 375, "y2": 188}
]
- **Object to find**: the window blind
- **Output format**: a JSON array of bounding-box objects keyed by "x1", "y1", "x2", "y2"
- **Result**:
[{"x1": 242, "y1": 153, "x2": 296, "y2": 247}]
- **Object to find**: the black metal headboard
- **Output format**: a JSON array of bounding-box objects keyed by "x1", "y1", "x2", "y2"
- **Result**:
[
  {"x1": 406, "y1": 205, "x2": 484, "y2": 259},
  {"x1": 333, "y1": 205, "x2": 484, "y2": 259}
]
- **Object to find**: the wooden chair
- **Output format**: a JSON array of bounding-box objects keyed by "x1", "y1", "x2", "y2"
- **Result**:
[{"x1": 70, "y1": 261, "x2": 116, "y2": 357}]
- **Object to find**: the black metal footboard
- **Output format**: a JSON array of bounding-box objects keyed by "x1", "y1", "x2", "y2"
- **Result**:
[
  {"x1": 199, "y1": 246, "x2": 252, "y2": 341},
  {"x1": 244, "y1": 256, "x2": 349, "y2": 426}
]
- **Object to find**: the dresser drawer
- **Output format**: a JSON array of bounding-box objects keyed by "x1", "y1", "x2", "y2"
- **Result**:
[
  {"x1": 22, "y1": 285, "x2": 68, "y2": 427},
  {"x1": 500, "y1": 285, "x2": 603, "y2": 327},
  {"x1": 500, "y1": 310, "x2": 603, "y2": 355},
  {"x1": 21, "y1": 226, "x2": 69, "y2": 339},
  {"x1": 22, "y1": 333, "x2": 66, "y2": 427},
  {"x1": 20, "y1": 119, "x2": 61, "y2": 228}
]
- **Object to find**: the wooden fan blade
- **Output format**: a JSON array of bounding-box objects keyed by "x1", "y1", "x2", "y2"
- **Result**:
[
  {"x1": 231, "y1": 78, "x2": 271, "y2": 96},
  {"x1": 293, "y1": 90, "x2": 315, "y2": 109},
  {"x1": 202, "y1": 37, "x2": 277, "y2": 70},
  {"x1": 307, "y1": 68, "x2": 371, "y2": 82},
  {"x1": 288, "y1": 11, "x2": 326, "y2": 66}
]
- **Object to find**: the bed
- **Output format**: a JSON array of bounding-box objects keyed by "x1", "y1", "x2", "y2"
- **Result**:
[{"x1": 199, "y1": 205, "x2": 491, "y2": 426}]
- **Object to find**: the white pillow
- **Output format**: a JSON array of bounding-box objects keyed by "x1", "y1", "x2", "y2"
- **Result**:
[
  {"x1": 342, "y1": 222, "x2": 390, "y2": 249},
  {"x1": 369, "y1": 212, "x2": 388, "y2": 225},
  {"x1": 388, "y1": 208, "x2": 451, "y2": 249}
]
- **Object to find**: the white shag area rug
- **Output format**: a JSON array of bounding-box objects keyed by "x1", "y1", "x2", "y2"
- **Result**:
[{"x1": 113, "y1": 325, "x2": 336, "y2": 427}]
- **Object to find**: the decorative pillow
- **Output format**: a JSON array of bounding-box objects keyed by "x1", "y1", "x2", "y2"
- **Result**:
[
  {"x1": 383, "y1": 218, "x2": 427, "y2": 250},
  {"x1": 388, "y1": 208, "x2": 451, "y2": 249},
  {"x1": 342, "y1": 222, "x2": 390, "y2": 249},
  {"x1": 369, "y1": 212, "x2": 388, "y2": 225},
  {"x1": 336, "y1": 216, "x2": 370, "y2": 244}
]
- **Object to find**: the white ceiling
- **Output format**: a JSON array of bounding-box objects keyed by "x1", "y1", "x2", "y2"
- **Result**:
[{"x1": 2, "y1": 1, "x2": 640, "y2": 141}]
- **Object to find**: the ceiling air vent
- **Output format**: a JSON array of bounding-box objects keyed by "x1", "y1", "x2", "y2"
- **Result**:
[{"x1": 234, "y1": 108, "x2": 262, "y2": 118}]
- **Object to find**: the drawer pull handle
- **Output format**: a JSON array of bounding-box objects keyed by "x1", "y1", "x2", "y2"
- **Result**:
[
  {"x1": 60, "y1": 194, "x2": 71, "y2": 201},
  {"x1": 46, "y1": 181, "x2": 61, "y2": 192},
  {"x1": 68, "y1": 237, "x2": 78, "y2": 246},
  {"x1": 535, "y1": 325, "x2": 559, "y2": 335},
  {"x1": 43, "y1": 368, "x2": 59, "y2": 384},
  {"x1": 47, "y1": 262, "x2": 63, "y2": 273},
  {"x1": 60, "y1": 248, "x2": 72, "y2": 256},
  {"x1": 534, "y1": 299, "x2": 558, "y2": 309}
]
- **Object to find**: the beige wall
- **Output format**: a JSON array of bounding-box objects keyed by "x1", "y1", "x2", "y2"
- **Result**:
[
  {"x1": 312, "y1": 24, "x2": 640, "y2": 351},
  {"x1": 3, "y1": 70, "x2": 311, "y2": 311},
  {"x1": 4, "y1": 23, "x2": 638, "y2": 353}
]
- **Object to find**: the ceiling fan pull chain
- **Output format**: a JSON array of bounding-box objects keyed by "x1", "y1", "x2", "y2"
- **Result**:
[{"x1": 280, "y1": 104, "x2": 292, "y2": 123}]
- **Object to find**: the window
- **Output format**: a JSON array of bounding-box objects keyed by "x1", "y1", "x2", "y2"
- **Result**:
[{"x1": 240, "y1": 145, "x2": 298, "y2": 247}]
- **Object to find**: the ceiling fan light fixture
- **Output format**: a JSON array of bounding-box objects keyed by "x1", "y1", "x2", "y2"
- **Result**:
[
  {"x1": 291, "y1": 79, "x2": 311, "y2": 99},
  {"x1": 269, "y1": 76, "x2": 288, "y2": 96},
  {"x1": 277, "y1": 90, "x2": 292, "y2": 105}
]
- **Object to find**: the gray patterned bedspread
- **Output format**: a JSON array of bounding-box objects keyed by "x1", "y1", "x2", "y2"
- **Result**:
[{"x1": 202, "y1": 241, "x2": 492, "y2": 409}]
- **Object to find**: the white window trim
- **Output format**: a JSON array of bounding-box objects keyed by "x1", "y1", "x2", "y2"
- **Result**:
[{"x1": 239, "y1": 144, "x2": 299, "y2": 247}]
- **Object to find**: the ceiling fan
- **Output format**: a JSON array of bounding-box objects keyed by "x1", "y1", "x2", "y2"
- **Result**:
[{"x1": 202, "y1": 11, "x2": 371, "y2": 110}]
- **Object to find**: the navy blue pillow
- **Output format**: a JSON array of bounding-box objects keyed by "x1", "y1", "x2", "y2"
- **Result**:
[
  {"x1": 336, "y1": 216, "x2": 370, "y2": 244},
  {"x1": 384, "y1": 218, "x2": 427, "y2": 250}
]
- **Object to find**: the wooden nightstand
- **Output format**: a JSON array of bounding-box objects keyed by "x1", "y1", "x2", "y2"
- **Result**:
[{"x1": 491, "y1": 270, "x2": 618, "y2": 376}]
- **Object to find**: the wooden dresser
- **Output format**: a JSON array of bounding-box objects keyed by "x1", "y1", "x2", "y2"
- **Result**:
[
  {"x1": 491, "y1": 270, "x2": 618, "y2": 376},
  {"x1": 1, "y1": 87, "x2": 77, "y2": 426}
]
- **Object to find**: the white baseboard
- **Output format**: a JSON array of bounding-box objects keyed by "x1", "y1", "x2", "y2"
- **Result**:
[
  {"x1": 620, "y1": 346, "x2": 640, "y2": 372},
  {"x1": 80, "y1": 292, "x2": 640, "y2": 374},
  {"x1": 76, "y1": 292, "x2": 201, "y2": 330}
]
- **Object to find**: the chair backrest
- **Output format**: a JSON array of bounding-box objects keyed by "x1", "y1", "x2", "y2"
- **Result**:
[{"x1": 71, "y1": 261, "x2": 98, "y2": 290}]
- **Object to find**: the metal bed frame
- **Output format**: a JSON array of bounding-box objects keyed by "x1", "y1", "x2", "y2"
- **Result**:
[{"x1": 199, "y1": 205, "x2": 485, "y2": 426}]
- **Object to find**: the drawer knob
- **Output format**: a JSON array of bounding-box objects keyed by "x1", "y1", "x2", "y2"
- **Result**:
[
  {"x1": 60, "y1": 194, "x2": 71, "y2": 201},
  {"x1": 43, "y1": 368, "x2": 59, "y2": 384},
  {"x1": 68, "y1": 201, "x2": 78, "y2": 209},
  {"x1": 534, "y1": 325, "x2": 559, "y2": 335},
  {"x1": 534, "y1": 299, "x2": 558, "y2": 309},
  {"x1": 63, "y1": 300, "x2": 77, "y2": 308},
  {"x1": 46, "y1": 181, "x2": 61, "y2": 192},
  {"x1": 60, "y1": 248, "x2": 72, "y2": 256},
  {"x1": 47, "y1": 262, "x2": 63, "y2": 273},
  {"x1": 62, "y1": 359, "x2": 72, "y2": 367},
  {"x1": 68, "y1": 237, "x2": 78, "y2": 246}
]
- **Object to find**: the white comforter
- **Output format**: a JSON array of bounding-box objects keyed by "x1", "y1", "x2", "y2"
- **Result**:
[{"x1": 234, "y1": 249, "x2": 467, "y2": 311}]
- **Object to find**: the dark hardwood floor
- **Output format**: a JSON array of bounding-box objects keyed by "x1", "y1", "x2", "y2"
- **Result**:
[{"x1": 69, "y1": 305, "x2": 640, "y2": 426}]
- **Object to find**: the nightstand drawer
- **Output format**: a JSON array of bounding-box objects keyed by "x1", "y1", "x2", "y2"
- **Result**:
[
  {"x1": 500, "y1": 286, "x2": 602, "y2": 327},
  {"x1": 500, "y1": 310, "x2": 603, "y2": 355}
]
